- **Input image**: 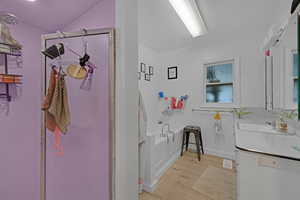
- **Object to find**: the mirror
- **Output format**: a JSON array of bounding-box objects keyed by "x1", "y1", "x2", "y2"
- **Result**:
[{"x1": 264, "y1": 12, "x2": 299, "y2": 120}]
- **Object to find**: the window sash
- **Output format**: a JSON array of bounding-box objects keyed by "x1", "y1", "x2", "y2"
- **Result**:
[{"x1": 204, "y1": 61, "x2": 234, "y2": 104}]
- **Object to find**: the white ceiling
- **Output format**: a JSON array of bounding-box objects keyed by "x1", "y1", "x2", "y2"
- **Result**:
[
  {"x1": 0, "y1": 0, "x2": 104, "y2": 32},
  {"x1": 139, "y1": 0, "x2": 293, "y2": 51},
  {"x1": 0, "y1": 0, "x2": 293, "y2": 49}
]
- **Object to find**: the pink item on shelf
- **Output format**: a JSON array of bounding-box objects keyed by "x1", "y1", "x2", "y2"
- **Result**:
[
  {"x1": 265, "y1": 50, "x2": 271, "y2": 56},
  {"x1": 177, "y1": 100, "x2": 184, "y2": 109},
  {"x1": 171, "y1": 97, "x2": 177, "y2": 109}
]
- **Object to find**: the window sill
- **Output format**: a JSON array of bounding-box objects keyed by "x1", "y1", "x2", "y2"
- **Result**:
[{"x1": 200, "y1": 103, "x2": 240, "y2": 109}]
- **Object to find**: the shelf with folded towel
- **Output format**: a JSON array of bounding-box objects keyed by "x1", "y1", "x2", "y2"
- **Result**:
[{"x1": 0, "y1": 74, "x2": 22, "y2": 84}]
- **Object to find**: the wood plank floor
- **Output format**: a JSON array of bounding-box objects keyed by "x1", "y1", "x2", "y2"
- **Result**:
[{"x1": 139, "y1": 151, "x2": 236, "y2": 200}]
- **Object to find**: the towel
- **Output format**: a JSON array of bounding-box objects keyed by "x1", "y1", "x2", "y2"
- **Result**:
[
  {"x1": 42, "y1": 68, "x2": 57, "y2": 132},
  {"x1": 48, "y1": 72, "x2": 71, "y2": 134}
]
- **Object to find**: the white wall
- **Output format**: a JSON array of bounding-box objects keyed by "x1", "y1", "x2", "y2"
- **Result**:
[
  {"x1": 63, "y1": 0, "x2": 115, "y2": 31},
  {"x1": 160, "y1": 34, "x2": 267, "y2": 159},
  {"x1": 137, "y1": 0, "x2": 296, "y2": 161},
  {"x1": 115, "y1": 0, "x2": 139, "y2": 200},
  {"x1": 138, "y1": 29, "x2": 269, "y2": 159},
  {"x1": 138, "y1": 45, "x2": 163, "y2": 132}
]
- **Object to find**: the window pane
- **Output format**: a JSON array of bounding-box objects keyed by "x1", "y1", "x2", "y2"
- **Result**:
[
  {"x1": 207, "y1": 63, "x2": 233, "y2": 83},
  {"x1": 294, "y1": 79, "x2": 298, "y2": 104},
  {"x1": 206, "y1": 85, "x2": 233, "y2": 103},
  {"x1": 293, "y1": 53, "x2": 298, "y2": 77}
]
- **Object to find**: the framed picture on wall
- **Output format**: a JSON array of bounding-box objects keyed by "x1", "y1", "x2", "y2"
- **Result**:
[
  {"x1": 140, "y1": 63, "x2": 146, "y2": 73},
  {"x1": 145, "y1": 73, "x2": 151, "y2": 81},
  {"x1": 149, "y1": 66, "x2": 154, "y2": 75},
  {"x1": 168, "y1": 66, "x2": 178, "y2": 80}
]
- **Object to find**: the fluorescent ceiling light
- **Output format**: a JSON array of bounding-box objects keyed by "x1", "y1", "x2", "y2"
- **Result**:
[
  {"x1": 26, "y1": 0, "x2": 37, "y2": 2},
  {"x1": 169, "y1": 0, "x2": 208, "y2": 37}
]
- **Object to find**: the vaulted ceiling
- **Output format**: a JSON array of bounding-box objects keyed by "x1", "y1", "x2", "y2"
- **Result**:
[
  {"x1": 139, "y1": 0, "x2": 293, "y2": 51},
  {"x1": 0, "y1": 0, "x2": 104, "y2": 32}
]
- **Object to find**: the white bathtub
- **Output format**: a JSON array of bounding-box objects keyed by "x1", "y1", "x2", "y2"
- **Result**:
[{"x1": 143, "y1": 126, "x2": 184, "y2": 192}]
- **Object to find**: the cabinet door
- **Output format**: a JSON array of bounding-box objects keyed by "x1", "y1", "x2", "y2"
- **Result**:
[{"x1": 237, "y1": 150, "x2": 300, "y2": 200}]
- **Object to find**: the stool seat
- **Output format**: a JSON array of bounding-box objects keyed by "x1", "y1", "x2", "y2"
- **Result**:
[
  {"x1": 184, "y1": 125, "x2": 201, "y2": 131},
  {"x1": 181, "y1": 125, "x2": 204, "y2": 161}
]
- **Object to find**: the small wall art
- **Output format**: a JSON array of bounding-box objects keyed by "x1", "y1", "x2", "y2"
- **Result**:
[
  {"x1": 145, "y1": 73, "x2": 151, "y2": 81},
  {"x1": 148, "y1": 66, "x2": 154, "y2": 75},
  {"x1": 140, "y1": 63, "x2": 146, "y2": 73},
  {"x1": 168, "y1": 66, "x2": 178, "y2": 80},
  {"x1": 138, "y1": 62, "x2": 154, "y2": 81}
]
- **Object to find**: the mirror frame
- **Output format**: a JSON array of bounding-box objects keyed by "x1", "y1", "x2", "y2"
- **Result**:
[{"x1": 298, "y1": 14, "x2": 300, "y2": 120}]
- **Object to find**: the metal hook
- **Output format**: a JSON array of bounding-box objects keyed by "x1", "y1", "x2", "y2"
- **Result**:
[
  {"x1": 57, "y1": 30, "x2": 66, "y2": 39},
  {"x1": 81, "y1": 29, "x2": 88, "y2": 54},
  {"x1": 82, "y1": 28, "x2": 88, "y2": 36}
]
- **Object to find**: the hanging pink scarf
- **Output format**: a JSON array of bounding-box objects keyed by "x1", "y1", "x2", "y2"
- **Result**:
[{"x1": 54, "y1": 127, "x2": 64, "y2": 156}]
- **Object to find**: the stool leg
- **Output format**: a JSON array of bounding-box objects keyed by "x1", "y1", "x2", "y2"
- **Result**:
[
  {"x1": 199, "y1": 130, "x2": 204, "y2": 154},
  {"x1": 181, "y1": 131, "x2": 185, "y2": 156},
  {"x1": 185, "y1": 132, "x2": 190, "y2": 152},
  {"x1": 195, "y1": 133, "x2": 201, "y2": 161}
]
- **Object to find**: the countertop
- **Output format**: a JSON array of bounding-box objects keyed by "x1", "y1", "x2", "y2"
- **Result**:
[{"x1": 235, "y1": 122, "x2": 300, "y2": 160}]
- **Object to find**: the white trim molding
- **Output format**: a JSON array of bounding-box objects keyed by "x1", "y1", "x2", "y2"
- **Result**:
[{"x1": 201, "y1": 57, "x2": 241, "y2": 109}]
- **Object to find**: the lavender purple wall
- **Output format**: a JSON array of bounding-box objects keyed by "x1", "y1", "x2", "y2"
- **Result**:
[
  {"x1": 63, "y1": 0, "x2": 115, "y2": 31},
  {"x1": 0, "y1": 0, "x2": 115, "y2": 199},
  {"x1": 0, "y1": 22, "x2": 45, "y2": 200},
  {"x1": 45, "y1": 1, "x2": 115, "y2": 199},
  {"x1": 46, "y1": 34, "x2": 110, "y2": 200}
]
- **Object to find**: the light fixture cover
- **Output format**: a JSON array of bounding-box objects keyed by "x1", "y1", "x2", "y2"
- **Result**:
[{"x1": 169, "y1": 0, "x2": 208, "y2": 37}]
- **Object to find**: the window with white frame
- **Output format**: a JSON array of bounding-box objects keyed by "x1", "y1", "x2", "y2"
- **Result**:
[
  {"x1": 203, "y1": 59, "x2": 240, "y2": 107},
  {"x1": 284, "y1": 50, "x2": 298, "y2": 109},
  {"x1": 292, "y1": 52, "x2": 298, "y2": 104}
]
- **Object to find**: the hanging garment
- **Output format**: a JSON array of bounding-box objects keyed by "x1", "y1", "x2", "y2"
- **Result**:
[
  {"x1": 42, "y1": 68, "x2": 57, "y2": 110},
  {"x1": 80, "y1": 65, "x2": 94, "y2": 91},
  {"x1": 48, "y1": 72, "x2": 71, "y2": 134},
  {"x1": 53, "y1": 127, "x2": 64, "y2": 156},
  {"x1": 42, "y1": 68, "x2": 58, "y2": 132},
  {"x1": 42, "y1": 69, "x2": 64, "y2": 155}
]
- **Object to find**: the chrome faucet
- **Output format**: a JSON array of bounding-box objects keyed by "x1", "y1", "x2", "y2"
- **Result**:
[{"x1": 161, "y1": 123, "x2": 170, "y2": 137}]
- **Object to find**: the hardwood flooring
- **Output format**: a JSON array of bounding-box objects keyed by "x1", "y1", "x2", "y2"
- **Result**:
[{"x1": 139, "y1": 151, "x2": 236, "y2": 200}]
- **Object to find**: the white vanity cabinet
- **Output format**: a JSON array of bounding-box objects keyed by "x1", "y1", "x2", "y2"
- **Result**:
[
  {"x1": 235, "y1": 123, "x2": 300, "y2": 200},
  {"x1": 236, "y1": 149, "x2": 300, "y2": 200}
]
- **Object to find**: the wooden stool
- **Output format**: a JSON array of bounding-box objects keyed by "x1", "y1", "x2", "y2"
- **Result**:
[{"x1": 181, "y1": 126, "x2": 204, "y2": 161}]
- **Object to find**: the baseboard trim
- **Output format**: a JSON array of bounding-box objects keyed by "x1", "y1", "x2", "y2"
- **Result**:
[
  {"x1": 188, "y1": 146, "x2": 235, "y2": 160},
  {"x1": 204, "y1": 148, "x2": 235, "y2": 160},
  {"x1": 143, "y1": 150, "x2": 181, "y2": 193}
]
